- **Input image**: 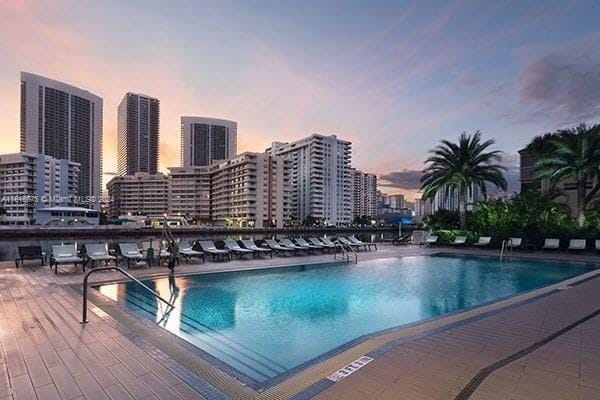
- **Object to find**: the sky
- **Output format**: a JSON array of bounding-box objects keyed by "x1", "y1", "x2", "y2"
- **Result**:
[{"x1": 1, "y1": 0, "x2": 600, "y2": 201}]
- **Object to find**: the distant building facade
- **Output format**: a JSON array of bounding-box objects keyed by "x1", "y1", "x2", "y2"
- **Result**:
[
  {"x1": 389, "y1": 194, "x2": 405, "y2": 210},
  {"x1": 168, "y1": 166, "x2": 212, "y2": 223},
  {"x1": 267, "y1": 134, "x2": 352, "y2": 225},
  {"x1": 169, "y1": 152, "x2": 290, "y2": 228},
  {"x1": 0, "y1": 153, "x2": 80, "y2": 225},
  {"x1": 20, "y1": 72, "x2": 103, "y2": 204},
  {"x1": 351, "y1": 169, "x2": 378, "y2": 218},
  {"x1": 106, "y1": 173, "x2": 170, "y2": 218},
  {"x1": 181, "y1": 117, "x2": 237, "y2": 167},
  {"x1": 118, "y1": 93, "x2": 160, "y2": 175},
  {"x1": 432, "y1": 184, "x2": 483, "y2": 212}
]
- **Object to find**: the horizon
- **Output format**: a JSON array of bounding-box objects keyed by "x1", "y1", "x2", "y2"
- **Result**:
[{"x1": 2, "y1": 1, "x2": 600, "y2": 201}]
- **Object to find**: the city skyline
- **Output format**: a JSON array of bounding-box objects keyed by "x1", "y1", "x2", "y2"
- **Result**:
[{"x1": 2, "y1": 1, "x2": 600, "y2": 201}]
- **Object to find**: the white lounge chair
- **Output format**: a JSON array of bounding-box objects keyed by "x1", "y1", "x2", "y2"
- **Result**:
[
  {"x1": 336, "y1": 236, "x2": 364, "y2": 251},
  {"x1": 451, "y1": 236, "x2": 467, "y2": 246},
  {"x1": 295, "y1": 238, "x2": 323, "y2": 253},
  {"x1": 308, "y1": 237, "x2": 335, "y2": 251},
  {"x1": 567, "y1": 239, "x2": 586, "y2": 252},
  {"x1": 412, "y1": 230, "x2": 426, "y2": 246},
  {"x1": 509, "y1": 238, "x2": 522, "y2": 250},
  {"x1": 264, "y1": 239, "x2": 295, "y2": 255},
  {"x1": 178, "y1": 241, "x2": 205, "y2": 263},
  {"x1": 197, "y1": 241, "x2": 231, "y2": 261},
  {"x1": 424, "y1": 235, "x2": 438, "y2": 246},
  {"x1": 542, "y1": 239, "x2": 560, "y2": 251},
  {"x1": 224, "y1": 240, "x2": 254, "y2": 259},
  {"x1": 595, "y1": 240, "x2": 600, "y2": 253},
  {"x1": 279, "y1": 238, "x2": 310, "y2": 253},
  {"x1": 473, "y1": 237, "x2": 491, "y2": 248},
  {"x1": 347, "y1": 236, "x2": 377, "y2": 251},
  {"x1": 241, "y1": 240, "x2": 273, "y2": 258},
  {"x1": 83, "y1": 244, "x2": 116, "y2": 268},
  {"x1": 118, "y1": 243, "x2": 148, "y2": 268},
  {"x1": 50, "y1": 244, "x2": 84, "y2": 274}
]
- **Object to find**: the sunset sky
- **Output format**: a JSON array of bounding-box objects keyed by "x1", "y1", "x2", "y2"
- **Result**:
[{"x1": 1, "y1": 1, "x2": 600, "y2": 200}]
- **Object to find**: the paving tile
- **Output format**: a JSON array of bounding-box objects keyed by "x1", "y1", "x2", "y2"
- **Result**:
[
  {"x1": 48, "y1": 364, "x2": 83, "y2": 400},
  {"x1": 10, "y1": 374, "x2": 37, "y2": 400}
]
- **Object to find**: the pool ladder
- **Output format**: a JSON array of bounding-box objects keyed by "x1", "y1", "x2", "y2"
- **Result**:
[
  {"x1": 500, "y1": 239, "x2": 514, "y2": 261},
  {"x1": 333, "y1": 241, "x2": 358, "y2": 263}
]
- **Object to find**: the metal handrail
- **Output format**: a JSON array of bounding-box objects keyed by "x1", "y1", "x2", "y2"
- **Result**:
[
  {"x1": 81, "y1": 266, "x2": 175, "y2": 324},
  {"x1": 333, "y1": 241, "x2": 358, "y2": 263},
  {"x1": 500, "y1": 239, "x2": 513, "y2": 261}
]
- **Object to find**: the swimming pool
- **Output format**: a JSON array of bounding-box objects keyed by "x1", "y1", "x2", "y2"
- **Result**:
[{"x1": 95, "y1": 254, "x2": 595, "y2": 386}]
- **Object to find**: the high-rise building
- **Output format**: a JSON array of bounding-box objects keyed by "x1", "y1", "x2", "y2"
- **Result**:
[
  {"x1": 267, "y1": 134, "x2": 352, "y2": 225},
  {"x1": 181, "y1": 117, "x2": 237, "y2": 167},
  {"x1": 0, "y1": 152, "x2": 80, "y2": 225},
  {"x1": 20, "y1": 72, "x2": 103, "y2": 204},
  {"x1": 432, "y1": 184, "x2": 483, "y2": 212},
  {"x1": 118, "y1": 93, "x2": 160, "y2": 175},
  {"x1": 106, "y1": 173, "x2": 170, "y2": 218},
  {"x1": 168, "y1": 152, "x2": 290, "y2": 228},
  {"x1": 351, "y1": 169, "x2": 378, "y2": 218},
  {"x1": 389, "y1": 194, "x2": 405, "y2": 210}
]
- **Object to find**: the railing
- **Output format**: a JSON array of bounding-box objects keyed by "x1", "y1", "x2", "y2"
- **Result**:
[
  {"x1": 81, "y1": 266, "x2": 175, "y2": 324},
  {"x1": 333, "y1": 241, "x2": 358, "y2": 263},
  {"x1": 500, "y1": 239, "x2": 513, "y2": 261}
]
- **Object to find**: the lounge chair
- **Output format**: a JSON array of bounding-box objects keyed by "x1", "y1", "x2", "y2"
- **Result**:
[
  {"x1": 117, "y1": 243, "x2": 149, "y2": 269},
  {"x1": 15, "y1": 246, "x2": 46, "y2": 268},
  {"x1": 424, "y1": 235, "x2": 438, "y2": 246},
  {"x1": 178, "y1": 240, "x2": 205, "y2": 263},
  {"x1": 141, "y1": 241, "x2": 172, "y2": 266},
  {"x1": 197, "y1": 241, "x2": 231, "y2": 261},
  {"x1": 50, "y1": 244, "x2": 85, "y2": 274},
  {"x1": 241, "y1": 240, "x2": 273, "y2": 258},
  {"x1": 595, "y1": 240, "x2": 600, "y2": 253},
  {"x1": 308, "y1": 237, "x2": 336, "y2": 252},
  {"x1": 508, "y1": 238, "x2": 522, "y2": 250},
  {"x1": 224, "y1": 240, "x2": 254, "y2": 259},
  {"x1": 542, "y1": 238, "x2": 560, "y2": 251},
  {"x1": 295, "y1": 238, "x2": 323, "y2": 253},
  {"x1": 450, "y1": 236, "x2": 467, "y2": 246},
  {"x1": 264, "y1": 239, "x2": 295, "y2": 255},
  {"x1": 320, "y1": 237, "x2": 337, "y2": 247},
  {"x1": 567, "y1": 239, "x2": 586, "y2": 252},
  {"x1": 82, "y1": 244, "x2": 116, "y2": 268},
  {"x1": 279, "y1": 238, "x2": 310, "y2": 254},
  {"x1": 336, "y1": 236, "x2": 364, "y2": 250},
  {"x1": 473, "y1": 237, "x2": 491, "y2": 248},
  {"x1": 347, "y1": 236, "x2": 377, "y2": 251}
]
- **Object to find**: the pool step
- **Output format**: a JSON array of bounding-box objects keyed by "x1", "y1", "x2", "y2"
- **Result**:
[{"x1": 121, "y1": 286, "x2": 287, "y2": 381}]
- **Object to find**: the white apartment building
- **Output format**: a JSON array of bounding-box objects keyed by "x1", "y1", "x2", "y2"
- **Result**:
[
  {"x1": 432, "y1": 184, "x2": 483, "y2": 212},
  {"x1": 351, "y1": 169, "x2": 378, "y2": 218},
  {"x1": 168, "y1": 166, "x2": 211, "y2": 223},
  {"x1": 0, "y1": 153, "x2": 80, "y2": 225},
  {"x1": 106, "y1": 173, "x2": 170, "y2": 218},
  {"x1": 266, "y1": 134, "x2": 352, "y2": 226},
  {"x1": 168, "y1": 152, "x2": 290, "y2": 228},
  {"x1": 181, "y1": 117, "x2": 237, "y2": 167},
  {"x1": 389, "y1": 194, "x2": 405, "y2": 210},
  {"x1": 20, "y1": 72, "x2": 103, "y2": 205},
  {"x1": 209, "y1": 152, "x2": 290, "y2": 228}
]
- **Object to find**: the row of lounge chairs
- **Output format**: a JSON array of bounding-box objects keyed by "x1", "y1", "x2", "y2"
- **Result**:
[
  {"x1": 18, "y1": 235, "x2": 377, "y2": 274},
  {"x1": 422, "y1": 235, "x2": 599, "y2": 252}
]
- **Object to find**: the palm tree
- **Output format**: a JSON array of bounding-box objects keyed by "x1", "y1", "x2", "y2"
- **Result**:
[
  {"x1": 533, "y1": 123, "x2": 600, "y2": 226},
  {"x1": 420, "y1": 131, "x2": 507, "y2": 229}
]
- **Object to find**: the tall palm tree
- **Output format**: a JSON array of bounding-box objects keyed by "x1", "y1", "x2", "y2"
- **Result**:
[
  {"x1": 421, "y1": 131, "x2": 507, "y2": 229},
  {"x1": 533, "y1": 123, "x2": 600, "y2": 226}
]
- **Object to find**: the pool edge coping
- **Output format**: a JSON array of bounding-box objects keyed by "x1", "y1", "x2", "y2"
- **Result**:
[{"x1": 76, "y1": 252, "x2": 600, "y2": 399}]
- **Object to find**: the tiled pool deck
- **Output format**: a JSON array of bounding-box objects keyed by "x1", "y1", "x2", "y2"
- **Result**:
[{"x1": 0, "y1": 245, "x2": 599, "y2": 399}]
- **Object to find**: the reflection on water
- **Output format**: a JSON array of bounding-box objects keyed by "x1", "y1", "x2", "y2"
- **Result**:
[{"x1": 97, "y1": 256, "x2": 593, "y2": 383}]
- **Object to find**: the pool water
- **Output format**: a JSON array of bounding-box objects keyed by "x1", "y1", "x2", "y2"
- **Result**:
[{"x1": 95, "y1": 255, "x2": 595, "y2": 384}]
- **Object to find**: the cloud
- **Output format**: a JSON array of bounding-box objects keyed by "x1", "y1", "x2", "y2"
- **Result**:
[
  {"x1": 519, "y1": 52, "x2": 600, "y2": 124},
  {"x1": 379, "y1": 170, "x2": 423, "y2": 190}
]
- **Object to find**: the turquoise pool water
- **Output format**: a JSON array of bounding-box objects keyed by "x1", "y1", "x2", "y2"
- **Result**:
[{"x1": 95, "y1": 255, "x2": 595, "y2": 384}]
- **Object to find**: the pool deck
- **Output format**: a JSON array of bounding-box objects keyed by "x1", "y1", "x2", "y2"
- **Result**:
[{"x1": 0, "y1": 245, "x2": 598, "y2": 400}]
